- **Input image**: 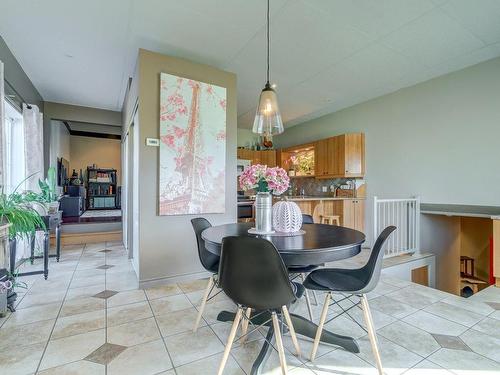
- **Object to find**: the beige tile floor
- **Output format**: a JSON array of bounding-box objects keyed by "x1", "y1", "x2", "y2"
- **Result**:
[{"x1": 1, "y1": 241, "x2": 500, "y2": 374}]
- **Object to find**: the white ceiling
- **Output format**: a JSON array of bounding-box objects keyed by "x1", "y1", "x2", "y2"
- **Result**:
[{"x1": 1, "y1": 0, "x2": 500, "y2": 129}]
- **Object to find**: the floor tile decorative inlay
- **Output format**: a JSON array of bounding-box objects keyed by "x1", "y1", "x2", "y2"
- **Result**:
[
  {"x1": 84, "y1": 342, "x2": 127, "y2": 365},
  {"x1": 3, "y1": 240, "x2": 500, "y2": 375},
  {"x1": 431, "y1": 333, "x2": 472, "y2": 351},
  {"x1": 92, "y1": 290, "x2": 118, "y2": 299},
  {"x1": 485, "y1": 302, "x2": 500, "y2": 310},
  {"x1": 96, "y1": 265, "x2": 114, "y2": 270}
]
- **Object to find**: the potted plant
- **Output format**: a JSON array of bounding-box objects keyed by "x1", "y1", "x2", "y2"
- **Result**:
[
  {"x1": 239, "y1": 164, "x2": 289, "y2": 233},
  {"x1": 37, "y1": 167, "x2": 59, "y2": 214},
  {"x1": 0, "y1": 182, "x2": 45, "y2": 311}
]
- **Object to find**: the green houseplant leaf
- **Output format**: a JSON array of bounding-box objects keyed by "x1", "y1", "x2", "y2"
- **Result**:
[{"x1": 0, "y1": 178, "x2": 46, "y2": 240}]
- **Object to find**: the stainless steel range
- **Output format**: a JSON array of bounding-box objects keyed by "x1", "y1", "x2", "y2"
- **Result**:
[{"x1": 237, "y1": 194, "x2": 255, "y2": 220}]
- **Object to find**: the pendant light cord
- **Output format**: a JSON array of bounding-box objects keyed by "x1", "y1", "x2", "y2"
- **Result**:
[{"x1": 266, "y1": 0, "x2": 270, "y2": 84}]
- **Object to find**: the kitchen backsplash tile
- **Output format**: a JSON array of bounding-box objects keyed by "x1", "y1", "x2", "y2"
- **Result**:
[{"x1": 287, "y1": 177, "x2": 353, "y2": 197}]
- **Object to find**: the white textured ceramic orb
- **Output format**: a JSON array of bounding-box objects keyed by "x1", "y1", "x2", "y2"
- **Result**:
[{"x1": 273, "y1": 201, "x2": 303, "y2": 233}]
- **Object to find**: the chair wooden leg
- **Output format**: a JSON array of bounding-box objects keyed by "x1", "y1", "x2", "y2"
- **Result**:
[
  {"x1": 282, "y1": 305, "x2": 301, "y2": 357},
  {"x1": 301, "y1": 274, "x2": 314, "y2": 321},
  {"x1": 217, "y1": 307, "x2": 243, "y2": 375},
  {"x1": 240, "y1": 307, "x2": 252, "y2": 344},
  {"x1": 193, "y1": 275, "x2": 214, "y2": 332},
  {"x1": 360, "y1": 294, "x2": 383, "y2": 375},
  {"x1": 272, "y1": 311, "x2": 288, "y2": 375},
  {"x1": 310, "y1": 292, "x2": 331, "y2": 361}
]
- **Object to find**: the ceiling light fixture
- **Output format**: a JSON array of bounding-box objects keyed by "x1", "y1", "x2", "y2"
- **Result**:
[{"x1": 252, "y1": 0, "x2": 284, "y2": 136}]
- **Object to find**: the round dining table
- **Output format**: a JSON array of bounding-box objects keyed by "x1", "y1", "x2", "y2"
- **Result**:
[{"x1": 202, "y1": 222, "x2": 366, "y2": 374}]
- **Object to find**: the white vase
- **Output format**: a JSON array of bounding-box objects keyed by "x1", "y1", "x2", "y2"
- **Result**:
[{"x1": 273, "y1": 200, "x2": 303, "y2": 233}]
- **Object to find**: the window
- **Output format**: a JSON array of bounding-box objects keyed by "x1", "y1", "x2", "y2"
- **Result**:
[{"x1": 4, "y1": 99, "x2": 25, "y2": 193}]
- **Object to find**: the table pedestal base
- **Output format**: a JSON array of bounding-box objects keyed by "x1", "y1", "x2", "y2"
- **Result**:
[{"x1": 217, "y1": 310, "x2": 359, "y2": 374}]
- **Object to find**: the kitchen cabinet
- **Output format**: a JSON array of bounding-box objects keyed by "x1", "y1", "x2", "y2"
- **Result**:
[
  {"x1": 297, "y1": 198, "x2": 365, "y2": 232},
  {"x1": 322, "y1": 199, "x2": 365, "y2": 232},
  {"x1": 294, "y1": 201, "x2": 313, "y2": 216},
  {"x1": 353, "y1": 199, "x2": 365, "y2": 233},
  {"x1": 259, "y1": 150, "x2": 276, "y2": 167},
  {"x1": 237, "y1": 149, "x2": 254, "y2": 161},
  {"x1": 314, "y1": 139, "x2": 329, "y2": 176},
  {"x1": 341, "y1": 199, "x2": 365, "y2": 232},
  {"x1": 314, "y1": 133, "x2": 365, "y2": 178},
  {"x1": 237, "y1": 149, "x2": 276, "y2": 167},
  {"x1": 278, "y1": 143, "x2": 315, "y2": 176},
  {"x1": 342, "y1": 133, "x2": 365, "y2": 178}
]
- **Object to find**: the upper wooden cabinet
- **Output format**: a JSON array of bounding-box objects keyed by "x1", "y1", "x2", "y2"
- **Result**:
[
  {"x1": 314, "y1": 139, "x2": 329, "y2": 176},
  {"x1": 237, "y1": 149, "x2": 276, "y2": 167},
  {"x1": 315, "y1": 133, "x2": 365, "y2": 178},
  {"x1": 258, "y1": 150, "x2": 276, "y2": 167},
  {"x1": 237, "y1": 149, "x2": 253, "y2": 161},
  {"x1": 278, "y1": 143, "x2": 315, "y2": 177}
]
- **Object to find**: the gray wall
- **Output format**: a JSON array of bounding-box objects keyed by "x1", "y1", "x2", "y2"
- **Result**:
[
  {"x1": 0, "y1": 36, "x2": 43, "y2": 110},
  {"x1": 274, "y1": 56, "x2": 500, "y2": 242},
  {"x1": 237, "y1": 128, "x2": 256, "y2": 148},
  {"x1": 137, "y1": 49, "x2": 237, "y2": 283},
  {"x1": 49, "y1": 120, "x2": 70, "y2": 169}
]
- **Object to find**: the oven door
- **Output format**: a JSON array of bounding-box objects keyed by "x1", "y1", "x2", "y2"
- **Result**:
[{"x1": 237, "y1": 202, "x2": 254, "y2": 219}]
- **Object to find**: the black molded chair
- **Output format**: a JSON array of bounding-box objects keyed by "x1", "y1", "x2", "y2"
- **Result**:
[
  {"x1": 217, "y1": 236, "x2": 302, "y2": 375},
  {"x1": 304, "y1": 226, "x2": 396, "y2": 374},
  {"x1": 191, "y1": 218, "x2": 219, "y2": 332},
  {"x1": 302, "y1": 214, "x2": 314, "y2": 224}
]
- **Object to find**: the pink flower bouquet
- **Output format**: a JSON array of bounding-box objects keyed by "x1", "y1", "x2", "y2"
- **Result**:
[{"x1": 239, "y1": 164, "x2": 290, "y2": 195}]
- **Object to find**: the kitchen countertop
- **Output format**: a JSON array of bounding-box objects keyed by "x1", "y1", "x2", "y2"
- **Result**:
[
  {"x1": 284, "y1": 196, "x2": 365, "y2": 201},
  {"x1": 421, "y1": 203, "x2": 500, "y2": 219}
]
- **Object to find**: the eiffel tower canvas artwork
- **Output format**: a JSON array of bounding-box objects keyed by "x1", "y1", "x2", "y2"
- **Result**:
[{"x1": 159, "y1": 73, "x2": 227, "y2": 215}]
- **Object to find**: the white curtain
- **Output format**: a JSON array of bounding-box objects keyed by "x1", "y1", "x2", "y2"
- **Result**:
[
  {"x1": 0, "y1": 60, "x2": 5, "y2": 188},
  {"x1": 21, "y1": 104, "x2": 44, "y2": 259},
  {"x1": 22, "y1": 103, "x2": 44, "y2": 191}
]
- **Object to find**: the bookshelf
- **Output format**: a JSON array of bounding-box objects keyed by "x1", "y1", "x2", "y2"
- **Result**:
[{"x1": 86, "y1": 168, "x2": 118, "y2": 210}]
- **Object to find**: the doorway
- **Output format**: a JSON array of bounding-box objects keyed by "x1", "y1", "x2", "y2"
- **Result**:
[
  {"x1": 122, "y1": 109, "x2": 139, "y2": 273},
  {"x1": 48, "y1": 120, "x2": 123, "y2": 242}
]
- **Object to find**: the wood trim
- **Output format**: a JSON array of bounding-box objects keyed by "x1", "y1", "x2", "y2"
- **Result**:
[
  {"x1": 494, "y1": 220, "x2": 500, "y2": 285},
  {"x1": 51, "y1": 231, "x2": 122, "y2": 246},
  {"x1": 411, "y1": 266, "x2": 429, "y2": 286},
  {"x1": 63, "y1": 121, "x2": 121, "y2": 140},
  {"x1": 281, "y1": 142, "x2": 315, "y2": 154}
]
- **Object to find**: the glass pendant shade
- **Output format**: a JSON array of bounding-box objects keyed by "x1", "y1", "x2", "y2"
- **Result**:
[{"x1": 252, "y1": 83, "x2": 284, "y2": 136}]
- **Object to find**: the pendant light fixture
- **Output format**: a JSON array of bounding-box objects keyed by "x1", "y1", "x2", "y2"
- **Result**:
[{"x1": 252, "y1": 0, "x2": 284, "y2": 136}]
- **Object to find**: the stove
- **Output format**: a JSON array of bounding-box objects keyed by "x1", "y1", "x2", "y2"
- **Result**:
[{"x1": 237, "y1": 194, "x2": 255, "y2": 219}]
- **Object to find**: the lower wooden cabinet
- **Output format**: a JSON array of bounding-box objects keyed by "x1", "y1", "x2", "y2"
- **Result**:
[
  {"x1": 342, "y1": 199, "x2": 365, "y2": 233},
  {"x1": 301, "y1": 199, "x2": 365, "y2": 233}
]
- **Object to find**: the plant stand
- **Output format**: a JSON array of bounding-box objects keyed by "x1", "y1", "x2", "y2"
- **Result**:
[
  {"x1": 30, "y1": 211, "x2": 62, "y2": 264},
  {"x1": 0, "y1": 267, "x2": 16, "y2": 312},
  {"x1": 10, "y1": 224, "x2": 50, "y2": 281}
]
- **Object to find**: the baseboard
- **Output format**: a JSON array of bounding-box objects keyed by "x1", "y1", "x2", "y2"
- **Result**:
[
  {"x1": 139, "y1": 270, "x2": 211, "y2": 289},
  {"x1": 51, "y1": 231, "x2": 123, "y2": 246}
]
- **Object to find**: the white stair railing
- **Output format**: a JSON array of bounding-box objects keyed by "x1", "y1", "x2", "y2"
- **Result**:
[{"x1": 373, "y1": 196, "x2": 420, "y2": 258}]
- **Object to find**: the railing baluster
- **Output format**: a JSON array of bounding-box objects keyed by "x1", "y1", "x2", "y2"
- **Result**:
[{"x1": 373, "y1": 197, "x2": 419, "y2": 258}]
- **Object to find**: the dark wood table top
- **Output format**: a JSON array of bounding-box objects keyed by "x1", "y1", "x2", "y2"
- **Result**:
[{"x1": 202, "y1": 222, "x2": 365, "y2": 267}]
